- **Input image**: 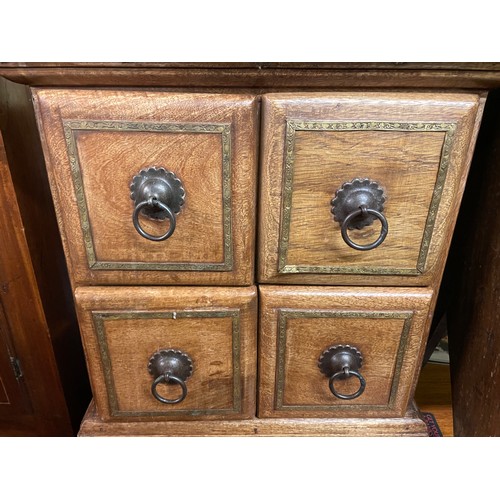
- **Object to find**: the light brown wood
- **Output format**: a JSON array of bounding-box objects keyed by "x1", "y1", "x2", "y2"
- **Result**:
[
  {"x1": 258, "y1": 286, "x2": 433, "y2": 419},
  {"x1": 416, "y1": 362, "x2": 452, "y2": 406},
  {"x1": 1, "y1": 65, "x2": 490, "y2": 437},
  {"x1": 416, "y1": 362, "x2": 453, "y2": 437},
  {"x1": 0, "y1": 65, "x2": 497, "y2": 438},
  {"x1": 258, "y1": 92, "x2": 485, "y2": 286},
  {"x1": 74, "y1": 286, "x2": 257, "y2": 421},
  {"x1": 289, "y1": 131, "x2": 442, "y2": 268},
  {"x1": 78, "y1": 399, "x2": 427, "y2": 436},
  {"x1": 33, "y1": 89, "x2": 259, "y2": 287}
]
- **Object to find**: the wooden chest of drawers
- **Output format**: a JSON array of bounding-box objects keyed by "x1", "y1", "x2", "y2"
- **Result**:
[{"x1": 5, "y1": 64, "x2": 486, "y2": 436}]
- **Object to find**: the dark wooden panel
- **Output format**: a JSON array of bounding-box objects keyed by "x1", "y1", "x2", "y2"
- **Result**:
[
  {"x1": 2, "y1": 63, "x2": 500, "y2": 70},
  {"x1": 0, "y1": 129, "x2": 71, "y2": 434},
  {"x1": 0, "y1": 300, "x2": 30, "y2": 415},
  {"x1": 2, "y1": 65, "x2": 500, "y2": 89},
  {"x1": 0, "y1": 78, "x2": 91, "y2": 435},
  {"x1": 445, "y1": 89, "x2": 500, "y2": 436}
]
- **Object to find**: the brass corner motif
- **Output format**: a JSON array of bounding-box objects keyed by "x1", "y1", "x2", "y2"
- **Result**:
[
  {"x1": 92, "y1": 309, "x2": 242, "y2": 418},
  {"x1": 278, "y1": 120, "x2": 457, "y2": 276},
  {"x1": 275, "y1": 309, "x2": 414, "y2": 412},
  {"x1": 63, "y1": 119, "x2": 233, "y2": 272}
]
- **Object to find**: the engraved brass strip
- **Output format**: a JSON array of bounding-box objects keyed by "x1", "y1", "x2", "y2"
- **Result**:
[
  {"x1": 280, "y1": 265, "x2": 421, "y2": 275},
  {"x1": 278, "y1": 120, "x2": 457, "y2": 276},
  {"x1": 386, "y1": 317, "x2": 412, "y2": 408},
  {"x1": 63, "y1": 120, "x2": 233, "y2": 272},
  {"x1": 275, "y1": 309, "x2": 414, "y2": 412},
  {"x1": 92, "y1": 309, "x2": 242, "y2": 418}
]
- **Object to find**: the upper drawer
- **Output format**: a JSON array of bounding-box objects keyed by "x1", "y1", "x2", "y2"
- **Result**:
[
  {"x1": 258, "y1": 92, "x2": 484, "y2": 286},
  {"x1": 33, "y1": 89, "x2": 258, "y2": 286}
]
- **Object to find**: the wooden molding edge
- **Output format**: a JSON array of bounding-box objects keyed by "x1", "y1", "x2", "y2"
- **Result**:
[{"x1": 78, "y1": 400, "x2": 428, "y2": 437}]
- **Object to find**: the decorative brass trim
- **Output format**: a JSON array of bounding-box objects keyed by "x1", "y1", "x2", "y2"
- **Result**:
[
  {"x1": 275, "y1": 309, "x2": 413, "y2": 412},
  {"x1": 63, "y1": 120, "x2": 233, "y2": 272},
  {"x1": 278, "y1": 120, "x2": 457, "y2": 276},
  {"x1": 92, "y1": 309, "x2": 242, "y2": 418},
  {"x1": 281, "y1": 265, "x2": 421, "y2": 275}
]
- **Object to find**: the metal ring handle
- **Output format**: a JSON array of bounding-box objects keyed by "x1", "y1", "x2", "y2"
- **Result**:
[
  {"x1": 132, "y1": 198, "x2": 176, "y2": 242},
  {"x1": 151, "y1": 372, "x2": 188, "y2": 404},
  {"x1": 328, "y1": 369, "x2": 366, "y2": 400},
  {"x1": 340, "y1": 205, "x2": 388, "y2": 251}
]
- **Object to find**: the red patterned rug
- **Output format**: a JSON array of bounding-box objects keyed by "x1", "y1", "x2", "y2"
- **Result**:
[{"x1": 421, "y1": 412, "x2": 443, "y2": 437}]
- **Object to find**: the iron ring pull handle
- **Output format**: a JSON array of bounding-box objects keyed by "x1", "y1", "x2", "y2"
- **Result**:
[
  {"x1": 318, "y1": 345, "x2": 366, "y2": 401},
  {"x1": 130, "y1": 166, "x2": 185, "y2": 242},
  {"x1": 328, "y1": 367, "x2": 366, "y2": 400},
  {"x1": 132, "y1": 198, "x2": 176, "y2": 242},
  {"x1": 340, "y1": 205, "x2": 388, "y2": 251},
  {"x1": 151, "y1": 372, "x2": 188, "y2": 404},
  {"x1": 148, "y1": 349, "x2": 193, "y2": 405},
  {"x1": 331, "y1": 178, "x2": 388, "y2": 251}
]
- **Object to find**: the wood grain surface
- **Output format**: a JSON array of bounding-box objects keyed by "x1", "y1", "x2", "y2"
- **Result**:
[
  {"x1": 3, "y1": 63, "x2": 500, "y2": 70},
  {"x1": 446, "y1": 90, "x2": 500, "y2": 436},
  {"x1": 0, "y1": 133, "x2": 31, "y2": 416},
  {"x1": 258, "y1": 286, "x2": 433, "y2": 418},
  {"x1": 2, "y1": 65, "x2": 500, "y2": 89},
  {"x1": 0, "y1": 130, "x2": 74, "y2": 435},
  {"x1": 0, "y1": 65, "x2": 497, "y2": 438},
  {"x1": 75, "y1": 286, "x2": 257, "y2": 421},
  {"x1": 0, "y1": 77, "x2": 91, "y2": 434},
  {"x1": 33, "y1": 89, "x2": 259, "y2": 287},
  {"x1": 258, "y1": 92, "x2": 485, "y2": 286},
  {"x1": 288, "y1": 130, "x2": 443, "y2": 270},
  {"x1": 79, "y1": 131, "x2": 226, "y2": 265},
  {"x1": 415, "y1": 362, "x2": 453, "y2": 437},
  {"x1": 78, "y1": 399, "x2": 427, "y2": 436}
]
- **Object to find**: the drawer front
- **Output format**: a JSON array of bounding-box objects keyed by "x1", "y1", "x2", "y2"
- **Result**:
[
  {"x1": 259, "y1": 92, "x2": 484, "y2": 285},
  {"x1": 258, "y1": 286, "x2": 432, "y2": 418},
  {"x1": 34, "y1": 89, "x2": 258, "y2": 286},
  {"x1": 75, "y1": 286, "x2": 257, "y2": 421}
]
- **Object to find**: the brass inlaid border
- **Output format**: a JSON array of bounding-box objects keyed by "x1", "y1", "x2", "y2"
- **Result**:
[
  {"x1": 92, "y1": 309, "x2": 242, "y2": 418},
  {"x1": 63, "y1": 119, "x2": 233, "y2": 272},
  {"x1": 278, "y1": 120, "x2": 457, "y2": 275},
  {"x1": 275, "y1": 309, "x2": 413, "y2": 412}
]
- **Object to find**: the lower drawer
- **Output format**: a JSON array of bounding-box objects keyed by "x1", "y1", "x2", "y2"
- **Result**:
[
  {"x1": 74, "y1": 286, "x2": 257, "y2": 421},
  {"x1": 258, "y1": 286, "x2": 433, "y2": 418}
]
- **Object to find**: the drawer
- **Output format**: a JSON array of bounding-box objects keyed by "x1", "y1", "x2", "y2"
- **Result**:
[
  {"x1": 259, "y1": 92, "x2": 484, "y2": 285},
  {"x1": 74, "y1": 286, "x2": 257, "y2": 421},
  {"x1": 33, "y1": 89, "x2": 258, "y2": 286},
  {"x1": 258, "y1": 286, "x2": 432, "y2": 418}
]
